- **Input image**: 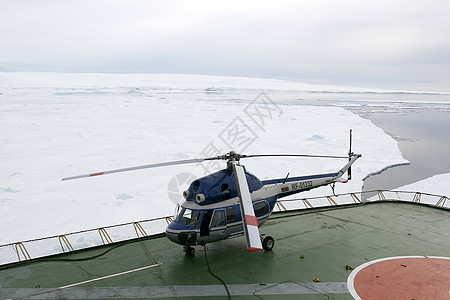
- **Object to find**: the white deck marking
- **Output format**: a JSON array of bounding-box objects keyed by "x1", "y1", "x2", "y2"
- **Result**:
[{"x1": 59, "y1": 262, "x2": 163, "y2": 289}]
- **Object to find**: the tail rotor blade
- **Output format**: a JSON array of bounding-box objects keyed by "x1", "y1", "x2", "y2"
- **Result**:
[
  {"x1": 348, "y1": 129, "x2": 353, "y2": 180},
  {"x1": 349, "y1": 129, "x2": 353, "y2": 155}
]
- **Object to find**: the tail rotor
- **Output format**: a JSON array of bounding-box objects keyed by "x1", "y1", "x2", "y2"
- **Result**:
[{"x1": 348, "y1": 129, "x2": 353, "y2": 180}]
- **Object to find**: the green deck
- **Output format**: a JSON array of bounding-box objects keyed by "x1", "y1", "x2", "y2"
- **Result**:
[{"x1": 1, "y1": 201, "x2": 449, "y2": 299}]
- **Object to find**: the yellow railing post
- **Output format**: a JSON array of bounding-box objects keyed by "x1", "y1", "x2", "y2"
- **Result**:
[
  {"x1": 351, "y1": 193, "x2": 362, "y2": 203},
  {"x1": 302, "y1": 199, "x2": 314, "y2": 208},
  {"x1": 378, "y1": 190, "x2": 386, "y2": 201},
  {"x1": 412, "y1": 192, "x2": 421, "y2": 203},
  {"x1": 98, "y1": 228, "x2": 113, "y2": 245},
  {"x1": 276, "y1": 201, "x2": 287, "y2": 211},
  {"x1": 327, "y1": 196, "x2": 338, "y2": 206},
  {"x1": 58, "y1": 235, "x2": 74, "y2": 253},
  {"x1": 436, "y1": 196, "x2": 448, "y2": 208},
  {"x1": 133, "y1": 222, "x2": 148, "y2": 238},
  {"x1": 14, "y1": 242, "x2": 31, "y2": 261}
]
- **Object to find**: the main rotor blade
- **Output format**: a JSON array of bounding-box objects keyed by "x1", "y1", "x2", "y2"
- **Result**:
[
  {"x1": 62, "y1": 158, "x2": 208, "y2": 181},
  {"x1": 231, "y1": 161, "x2": 263, "y2": 252},
  {"x1": 62, "y1": 151, "x2": 350, "y2": 181},
  {"x1": 243, "y1": 154, "x2": 348, "y2": 159}
]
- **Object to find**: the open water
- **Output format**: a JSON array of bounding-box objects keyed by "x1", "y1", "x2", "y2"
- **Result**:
[
  {"x1": 289, "y1": 90, "x2": 450, "y2": 193},
  {"x1": 361, "y1": 110, "x2": 450, "y2": 192}
]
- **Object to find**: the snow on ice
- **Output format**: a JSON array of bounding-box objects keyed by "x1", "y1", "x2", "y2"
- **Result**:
[
  {"x1": 0, "y1": 73, "x2": 412, "y2": 243},
  {"x1": 393, "y1": 173, "x2": 450, "y2": 200}
]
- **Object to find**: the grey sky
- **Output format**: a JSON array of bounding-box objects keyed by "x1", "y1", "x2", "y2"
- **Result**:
[{"x1": 1, "y1": 0, "x2": 449, "y2": 91}]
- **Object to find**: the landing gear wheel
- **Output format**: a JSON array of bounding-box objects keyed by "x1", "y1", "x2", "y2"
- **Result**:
[
  {"x1": 184, "y1": 246, "x2": 195, "y2": 256},
  {"x1": 262, "y1": 235, "x2": 274, "y2": 251}
]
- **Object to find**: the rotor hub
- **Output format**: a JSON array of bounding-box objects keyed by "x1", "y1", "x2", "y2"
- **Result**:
[{"x1": 214, "y1": 151, "x2": 247, "y2": 163}]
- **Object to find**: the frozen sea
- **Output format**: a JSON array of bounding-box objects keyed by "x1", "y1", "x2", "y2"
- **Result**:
[{"x1": 1, "y1": 73, "x2": 449, "y2": 244}]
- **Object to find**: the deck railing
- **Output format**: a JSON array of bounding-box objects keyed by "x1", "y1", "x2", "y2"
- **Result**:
[{"x1": 0, "y1": 190, "x2": 448, "y2": 267}]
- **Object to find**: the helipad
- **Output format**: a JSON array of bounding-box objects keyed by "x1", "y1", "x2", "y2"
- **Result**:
[
  {"x1": 1, "y1": 201, "x2": 449, "y2": 299},
  {"x1": 348, "y1": 256, "x2": 450, "y2": 300}
]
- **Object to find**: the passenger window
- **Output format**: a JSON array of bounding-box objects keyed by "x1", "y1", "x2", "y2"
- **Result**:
[
  {"x1": 254, "y1": 201, "x2": 268, "y2": 217},
  {"x1": 210, "y1": 209, "x2": 226, "y2": 228},
  {"x1": 226, "y1": 207, "x2": 235, "y2": 222}
]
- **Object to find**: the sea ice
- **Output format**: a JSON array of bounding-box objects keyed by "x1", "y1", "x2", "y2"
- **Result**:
[
  {"x1": 0, "y1": 73, "x2": 410, "y2": 244},
  {"x1": 392, "y1": 173, "x2": 450, "y2": 201}
]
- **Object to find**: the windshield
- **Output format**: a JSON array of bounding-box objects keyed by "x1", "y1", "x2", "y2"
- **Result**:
[{"x1": 177, "y1": 208, "x2": 201, "y2": 227}]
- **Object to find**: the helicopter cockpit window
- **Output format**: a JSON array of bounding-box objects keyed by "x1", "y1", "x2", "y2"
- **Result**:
[
  {"x1": 174, "y1": 203, "x2": 181, "y2": 219},
  {"x1": 177, "y1": 208, "x2": 201, "y2": 227}
]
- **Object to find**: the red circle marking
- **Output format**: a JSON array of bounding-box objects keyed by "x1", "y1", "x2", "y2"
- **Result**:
[{"x1": 347, "y1": 256, "x2": 450, "y2": 300}]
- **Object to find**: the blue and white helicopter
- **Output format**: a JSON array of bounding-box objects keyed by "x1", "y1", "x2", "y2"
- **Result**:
[{"x1": 63, "y1": 133, "x2": 361, "y2": 255}]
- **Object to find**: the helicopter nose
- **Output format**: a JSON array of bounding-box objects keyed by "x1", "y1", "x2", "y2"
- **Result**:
[
  {"x1": 165, "y1": 230, "x2": 197, "y2": 245},
  {"x1": 165, "y1": 223, "x2": 180, "y2": 244},
  {"x1": 166, "y1": 223, "x2": 197, "y2": 246},
  {"x1": 177, "y1": 231, "x2": 197, "y2": 245},
  {"x1": 166, "y1": 231, "x2": 177, "y2": 244}
]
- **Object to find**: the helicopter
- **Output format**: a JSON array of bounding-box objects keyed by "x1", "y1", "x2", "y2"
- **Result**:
[{"x1": 63, "y1": 131, "x2": 361, "y2": 255}]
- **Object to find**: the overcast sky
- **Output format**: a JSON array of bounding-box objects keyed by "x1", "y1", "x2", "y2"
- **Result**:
[{"x1": 1, "y1": 0, "x2": 449, "y2": 91}]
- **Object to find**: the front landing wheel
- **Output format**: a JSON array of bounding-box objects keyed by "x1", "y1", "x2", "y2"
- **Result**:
[
  {"x1": 184, "y1": 246, "x2": 195, "y2": 255},
  {"x1": 262, "y1": 235, "x2": 274, "y2": 251}
]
